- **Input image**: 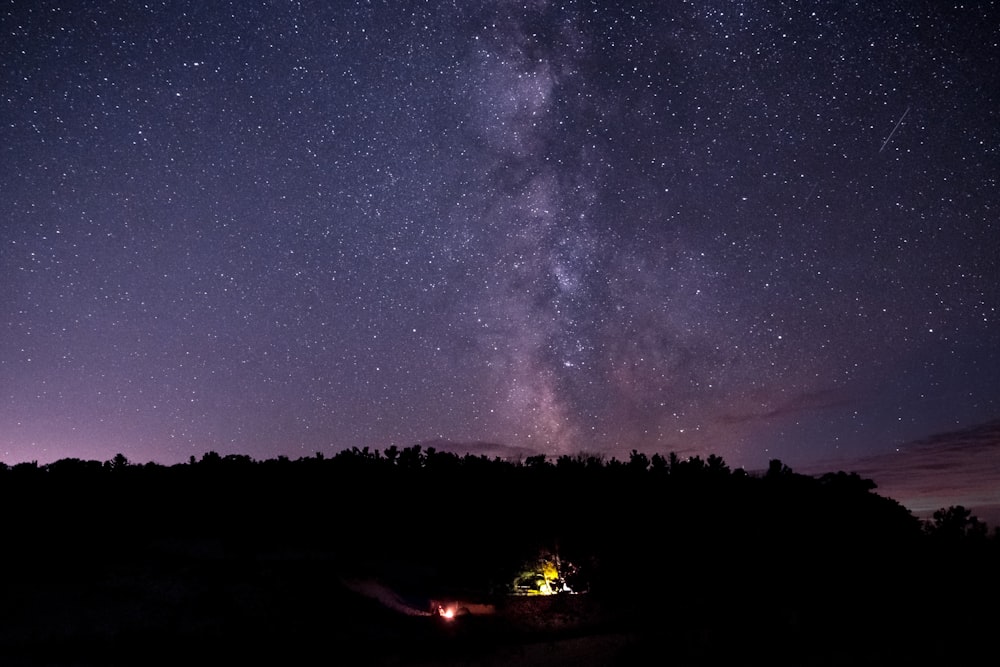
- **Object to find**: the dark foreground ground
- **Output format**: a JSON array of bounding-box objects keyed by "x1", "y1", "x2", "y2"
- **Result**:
[
  {"x1": 3, "y1": 455, "x2": 997, "y2": 665},
  {"x1": 0, "y1": 543, "x2": 628, "y2": 667},
  {"x1": 1, "y1": 539, "x2": 995, "y2": 667}
]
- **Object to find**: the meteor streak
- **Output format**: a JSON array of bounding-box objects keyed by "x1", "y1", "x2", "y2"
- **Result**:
[{"x1": 880, "y1": 105, "x2": 911, "y2": 153}]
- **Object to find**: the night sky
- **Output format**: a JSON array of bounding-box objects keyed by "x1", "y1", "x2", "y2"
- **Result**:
[{"x1": 3, "y1": 1, "x2": 999, "y2": 482}]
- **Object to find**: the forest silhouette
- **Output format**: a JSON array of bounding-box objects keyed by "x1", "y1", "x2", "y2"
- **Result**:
[{"x1": 1, "y1": 447, "x2": 997, "y2": 665}]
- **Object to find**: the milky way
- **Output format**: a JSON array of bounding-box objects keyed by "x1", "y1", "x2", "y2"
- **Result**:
[{"x1": 2, "y1": 1, "x2": 998, "y2": 468}]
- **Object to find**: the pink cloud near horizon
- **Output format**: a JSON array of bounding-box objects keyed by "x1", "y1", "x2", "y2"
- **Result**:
[{"x1": 810, "y1": 420, "x2": 1000, "y2": 529}]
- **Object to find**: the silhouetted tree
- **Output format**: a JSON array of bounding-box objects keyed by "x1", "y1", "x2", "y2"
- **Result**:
[
  {"x1": 706, "y1": 453, "x2": 730, "y2": 476},
  {"x1": 627, "y1": 450, "x2": 649, "y2": 472},
  {"x1": 384, "y1": 444, "x2": 399, "y2": 465},
  {"x1": 398, "y1": 445, "x2": 422, "y2": 469},
  {"x1": 101, "y1": 452, "x2": 130, "y2": 473},
  {"x1": 925, "y1": 505, "x2": 987, "y2": 540},
  {"x1": 765, "y1": 459, "x2": 793, "y2": 478},
  {"x1": 222, "y1": 453, "x2": 254, "y2": 467},
  {"x1": 46, "y1": 457, "x2": 103, "y2": 477},
  {"x1": 818, "y1": 470, "x2": 877, "y2": 493},
  {"x1": 525, "y1": 454, "x2": 548, "y2": 469},
  {"x1": 200, "y1": 451, "x2": 222, "y2": 466}
]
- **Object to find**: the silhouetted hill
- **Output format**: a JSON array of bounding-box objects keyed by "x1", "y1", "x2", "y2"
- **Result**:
[{"x1": 0, "y1": 449, "x2": 996, "y2": 665}]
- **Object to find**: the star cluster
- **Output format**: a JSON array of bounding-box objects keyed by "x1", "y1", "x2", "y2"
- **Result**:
[{"x1": 2, "y1": 1, "x2": 998, "y2": 468}]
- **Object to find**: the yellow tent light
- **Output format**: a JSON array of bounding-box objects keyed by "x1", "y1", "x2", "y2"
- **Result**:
[{"x1": 511, "y1": 553, "x2": 575, "y2": 596}]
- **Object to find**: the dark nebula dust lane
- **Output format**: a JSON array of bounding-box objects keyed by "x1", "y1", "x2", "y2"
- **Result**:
[{"x1": 2, "y1": 1, "x2": 999, "y2": 480}]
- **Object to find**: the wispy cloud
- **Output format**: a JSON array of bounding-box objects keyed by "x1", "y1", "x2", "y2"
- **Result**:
[
  {"x1": 417, "y1": 438, "x2": 542, "y2": 462},
  {"x1": 808, "y1": 420, "x2": 1000, "y2": 528},
  {"x1": 719, "y1": 389, "x2": 850, "y2": 425}
]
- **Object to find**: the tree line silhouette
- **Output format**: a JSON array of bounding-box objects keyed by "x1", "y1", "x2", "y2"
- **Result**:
[{"x1": 1, "y1": 446, "x2": 997, "y2": 664}]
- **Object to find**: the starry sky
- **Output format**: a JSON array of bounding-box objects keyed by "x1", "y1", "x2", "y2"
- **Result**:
[{"x1": 3, "y1": 1, "x2": 999, "y2": 477}]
